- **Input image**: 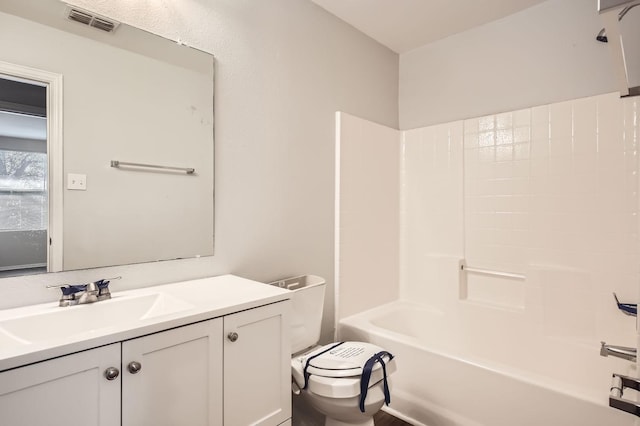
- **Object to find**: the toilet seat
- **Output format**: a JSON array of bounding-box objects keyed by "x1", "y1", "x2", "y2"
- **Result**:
[
  {"x1": 291, "y1": 342, "x2": 396, "y2": 399},
  {"x1": 305, "y1": 342, "x2": 390, "y2": 377}
]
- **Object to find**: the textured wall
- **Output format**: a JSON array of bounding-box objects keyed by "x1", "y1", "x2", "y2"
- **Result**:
[
  {"x1": 0, "y1": 0, "x2": 399, "y2": 344},
  {"x1": 399, "y1": 0, "x2": 618, "y2": 129}
]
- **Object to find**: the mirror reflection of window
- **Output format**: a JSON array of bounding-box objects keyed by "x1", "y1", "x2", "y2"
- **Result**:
[{"x1": 0, "y1": 77, "x2": 47, "y2": 277}]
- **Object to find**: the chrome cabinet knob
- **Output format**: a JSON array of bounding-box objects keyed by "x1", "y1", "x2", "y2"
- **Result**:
[
  {"x1": 227, "y1": 332, "x2": 239, "y2": 342},
  {"x1": 127, "y1": 361, "x2": 142, "y2": 374},
  {"x1": 104, "y1": 367, "x2": 120, "y2": 381}
]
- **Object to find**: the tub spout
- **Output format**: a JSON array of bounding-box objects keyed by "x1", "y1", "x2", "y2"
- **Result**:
[{"x1": 601, "y1": 341, "x2": 637, "y2": 362}]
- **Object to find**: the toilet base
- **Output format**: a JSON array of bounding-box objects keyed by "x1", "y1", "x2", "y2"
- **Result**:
[
  {"x1": 303, "y1": 379, "x2": 387, "y2": 426},
  {"x1": 325, "y1": 418, "x2": 373, "y2": 426}
]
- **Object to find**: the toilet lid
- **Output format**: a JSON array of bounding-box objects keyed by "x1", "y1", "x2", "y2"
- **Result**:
[
  {"x1": 303, "y1": 341, "x2": 390, "y2": 378},
  {"x1": 292, "y1": 341, "x2": 396, "y2": 398}
]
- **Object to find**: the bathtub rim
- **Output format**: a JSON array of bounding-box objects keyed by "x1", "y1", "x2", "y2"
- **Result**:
[{"x1": 337, "y1": 299, "x2": 619, "y2": 408}]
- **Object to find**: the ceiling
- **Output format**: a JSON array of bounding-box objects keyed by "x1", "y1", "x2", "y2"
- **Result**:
[{"x1": 310, "y1": 0, "x2": 548, "y2": 53}]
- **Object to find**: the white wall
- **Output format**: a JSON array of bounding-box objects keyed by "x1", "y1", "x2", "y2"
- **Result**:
[
  {"x1": 0, "y1": 0, "x2": 399, "y2": 344},
  {"x1": 399, "y1": 0, "x2": 618, "y2": 129}
]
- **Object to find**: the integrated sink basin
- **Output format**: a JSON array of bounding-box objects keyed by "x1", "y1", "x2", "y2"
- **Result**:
[
  {"x1": 0, "y1": 292, "x2": 194, "y2": 345},
  {"x1": 0, "y1": 275, "x2": 293, "y2": 373}
]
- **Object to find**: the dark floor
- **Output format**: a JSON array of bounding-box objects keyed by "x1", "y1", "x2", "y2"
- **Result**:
[
  {"x1": 373, "y1": 410, "x2": 413, "y2": 426},
  {"x1": 292, "y1": 394, "x2": 413, "y2": 425}
]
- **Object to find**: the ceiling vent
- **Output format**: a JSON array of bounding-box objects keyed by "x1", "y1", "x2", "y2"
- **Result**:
[{"x1": 66, "y1": 6, "x2": 120, "y2": 33}]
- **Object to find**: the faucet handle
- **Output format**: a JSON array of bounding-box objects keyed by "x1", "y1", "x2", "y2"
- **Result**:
[
  {"x1": 45, "y1": 283, "x2": 89, "y2": 295},
  {"x1": 96, "y1": 276, "x2": 121, "y2": 287},
  {"x1": 45, "y1": 283, "x2": 89, "y2": 307},
  {"x1": 46, "y1": 276, "x2": 121, "y2": 304},
  {"x1": 95, "y1": 279, "x2": 113, "y2": 301},
  {"x1": 46, "y1": 276, "x2": 121, "y2": 292},
  {"x1": 95, "y1": 276, "x2": 121, "y2": 300},
  {"x1": 95, "y1": 278, "x2": 113, "y2": 290},
  {"x1": 63, "y1": 284, "x2": 90, "y2": 295},
  {"x1": 46, "y1": 283, "x2": 74, "y2": 289}
]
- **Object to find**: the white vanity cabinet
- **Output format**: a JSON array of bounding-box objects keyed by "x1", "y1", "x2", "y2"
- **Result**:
[
  {"x1": 122, "y1": 318, "x2": 224, "y2": 426},
  {"x1": 0, "y1": 300, "x2": 290, "y2": 426},
  {"x1": 0, "y1": 343, "x2": 121, "y2": 426},
  {"x1": 223, "y1": 302, "x2": 290, "y2": 425}
]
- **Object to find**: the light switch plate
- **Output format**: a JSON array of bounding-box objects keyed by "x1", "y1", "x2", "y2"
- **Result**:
[{"x1": 67, "y1": 173, "x2": 87, "y2": 190}]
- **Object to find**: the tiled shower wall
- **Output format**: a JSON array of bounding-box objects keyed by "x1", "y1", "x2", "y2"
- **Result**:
[
  {"x1": 400, "y1": 121, "x2": 463, "y2": 307},
  {"x1": 401, "y1": 93, "x2": 639, "y2": 343}
]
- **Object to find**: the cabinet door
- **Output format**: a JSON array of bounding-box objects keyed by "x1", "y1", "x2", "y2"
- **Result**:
[
  {"x1": 122, "y1": 318, "x2": 223, "y2": 426},
  {"x1": 224, "y1": 301, "x2": 291, "y2": 425},
  {"x1": 0, "y1": 344, "x2": 121, "y2": 426}
]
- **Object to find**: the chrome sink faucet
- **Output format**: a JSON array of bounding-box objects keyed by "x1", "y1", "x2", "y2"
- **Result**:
[
  {"x1": 76, "y1": 281, "x2": 99, "y2": 305},
  {"x1": 47, "y1": 276, "x2": 120, "y2": 307},
  {"x1": 601, "y1": 341, "x2": 637, "y2": 362}
]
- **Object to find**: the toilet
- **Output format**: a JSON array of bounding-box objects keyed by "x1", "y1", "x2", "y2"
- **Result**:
[{"x1": 272, "y1": 275, "x2": 396, "y2": 426}]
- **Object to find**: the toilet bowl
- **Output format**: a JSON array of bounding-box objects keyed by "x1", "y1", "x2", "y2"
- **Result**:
[
  {"x1": 291, "y1": 341, "x2": 396, "y2": 426},
  {"x1": 270, "y1": 275, "x2": 396, "y2": 426},
  {"x1": 303, "y1": 385, "x2": 387, "y2": 426}
]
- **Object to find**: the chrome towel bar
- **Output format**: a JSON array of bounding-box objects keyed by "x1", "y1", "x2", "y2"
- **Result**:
[{"x1": 111, "y1": 160, "x2": 195, "y2": 174}]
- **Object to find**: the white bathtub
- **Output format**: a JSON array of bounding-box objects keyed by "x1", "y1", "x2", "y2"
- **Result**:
[{"x1": 338, "y1": 301, "x2": 635, "y2": 426}]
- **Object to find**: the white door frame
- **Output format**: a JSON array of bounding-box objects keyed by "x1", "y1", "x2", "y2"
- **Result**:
[{"x1": 0, "y1": 60, "x2": 63, "y2": 272}]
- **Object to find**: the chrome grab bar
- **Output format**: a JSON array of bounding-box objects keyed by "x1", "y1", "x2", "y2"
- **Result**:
[
  {"x1": 460, "y1": 264, "x2": 526, "y2": 280},
  {"x1": 610, "y1": 374, "x2": 640, "y2": 417}
]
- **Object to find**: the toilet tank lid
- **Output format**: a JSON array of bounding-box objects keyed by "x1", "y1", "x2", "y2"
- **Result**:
[
  {"x1": 305, "y1": 342, "x2": 392, "y2": 378},
  {"x1": 269, "y1": 274, "x2": 325, "y2": 291}
]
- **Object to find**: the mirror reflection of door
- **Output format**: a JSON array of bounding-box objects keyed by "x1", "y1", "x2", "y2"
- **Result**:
[{"x1": 0, "y1": 76, "x2": 48, "y2": 277}]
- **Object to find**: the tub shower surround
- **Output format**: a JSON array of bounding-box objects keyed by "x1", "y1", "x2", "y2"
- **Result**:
[
  {"x1": 402, "y1": 93, "x2": 639, "y2": 314},
  {"x1": 337, "y1": 92, "x2": 640, "y2": 425}
]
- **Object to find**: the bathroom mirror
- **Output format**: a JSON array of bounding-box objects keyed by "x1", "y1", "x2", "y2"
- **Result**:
[{"x1": 0, "y1": 0, "x2": 214, "y2": 277}]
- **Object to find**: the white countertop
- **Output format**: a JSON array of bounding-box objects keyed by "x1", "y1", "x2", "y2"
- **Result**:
[{"x1": 0, "y1": 274, "x2": 290, "y2": 372}]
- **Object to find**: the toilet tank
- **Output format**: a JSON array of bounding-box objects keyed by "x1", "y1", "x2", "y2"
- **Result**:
[{"x1": 270, "y1": 275, "x2": 326, "y2": 354}]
